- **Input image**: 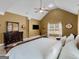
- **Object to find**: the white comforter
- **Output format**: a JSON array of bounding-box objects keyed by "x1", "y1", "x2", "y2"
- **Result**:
[
  {"x1": 6, "y1": 38, "x2": 62, "y2": 59},
  {"x1": 59, "y1": 41, "x2": 79, "y2": 59}
]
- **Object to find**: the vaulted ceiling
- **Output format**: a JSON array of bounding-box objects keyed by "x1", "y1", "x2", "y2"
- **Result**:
[{"x1": 0, "y1": 0, "x2": 79, "y2": 20}]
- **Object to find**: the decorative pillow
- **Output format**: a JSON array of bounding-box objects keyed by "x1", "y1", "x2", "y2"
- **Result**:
[
  {"x1": 76, "y1": 41, "x2": 79, "y2": 49},
  {"x1": 65, "y1": 34, "x2": 74, "y2": 44},
  {"x1": 59, "y1": 41, "x2": 79, "y2": 59},
  {"x1": 75, "y1": 35, "x2": 79, "y2": 43},
  {"x1": 46, "y1": 41, "x2": 62, "y2": 59},
  {"x1": 75, "y1": 35, "x2": 79, "y2": 49}
]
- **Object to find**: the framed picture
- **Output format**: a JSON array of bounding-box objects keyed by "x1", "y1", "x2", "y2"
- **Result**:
[
  {"x1": 6, "y1": 21, "x2": 19, "y2": 32},
  {"x1": 66, "y1": 24, "x2": 72, "y2": 29}
]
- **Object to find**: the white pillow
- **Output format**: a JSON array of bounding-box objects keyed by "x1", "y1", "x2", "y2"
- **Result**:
[
  {"x1": 75, "y1": 35, "x2": 79, "y2": 44},
  {"x1": 65, "y1": 34, "x2": 74, "y2": 44},
  {"x1": 46, "y1": 41, "x2": 62, "y2": 59},
  {"x1": 59, "y1": 41, "x2": 79, "y2": 59}
]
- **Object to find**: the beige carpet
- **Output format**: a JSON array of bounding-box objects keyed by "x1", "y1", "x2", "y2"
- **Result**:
[{"x1": 0, "y1": 46, "x2": 6, "y2": 56}]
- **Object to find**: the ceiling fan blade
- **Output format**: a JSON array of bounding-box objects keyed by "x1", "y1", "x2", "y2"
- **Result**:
[
  {"x1": 34, "y1": 8, "x2": 39, "y2": 10},
  {"x1": 34, "y1": 10, "x2": 39, "y2": 13},
  {"x1": 44, "y1": 9, "x2": 51, "y2": 11}
]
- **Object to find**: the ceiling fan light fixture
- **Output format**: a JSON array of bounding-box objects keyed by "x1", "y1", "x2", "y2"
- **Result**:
[
  {"x1": 48, "y1": 3, "x2": 54, "y2": 8},
  {"x1": 39, "y1": 10, "x2": 43, "y2": 13}
]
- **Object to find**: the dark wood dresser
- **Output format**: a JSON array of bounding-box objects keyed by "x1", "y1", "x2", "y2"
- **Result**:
[{"x1": 4, "y1": 31, "x2": 23, "y2": 46}]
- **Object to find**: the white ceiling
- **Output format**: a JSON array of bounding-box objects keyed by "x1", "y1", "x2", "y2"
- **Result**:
[{"x1": 0, "y1": 0, "x2": 78, "y2": 20}]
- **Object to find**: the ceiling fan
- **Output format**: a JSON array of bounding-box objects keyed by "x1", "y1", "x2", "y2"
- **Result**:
[{"x1": 34, "y1": 0, "x2": 54, "y2": 13}]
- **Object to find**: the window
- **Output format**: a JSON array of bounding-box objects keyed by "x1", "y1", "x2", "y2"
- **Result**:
[{"x1": 48, "y1": 22, "x2": 62, "y2": 37}]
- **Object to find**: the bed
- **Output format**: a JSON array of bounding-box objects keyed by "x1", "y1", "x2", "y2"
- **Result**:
[
  {"x1": 59, "y1": 35, "x2": 79, "y2": 59},
  {"x1": 6, "y1": 37, "x2": 63, "y2": 59}
]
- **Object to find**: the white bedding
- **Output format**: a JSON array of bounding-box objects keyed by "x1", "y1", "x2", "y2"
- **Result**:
[
  {"x1": 59, "y1": 41, "x2": 79, "y2": 59},
  {"x1": 46, "y1": 41, "x2": 63, "y2": 59},
  {"x1": 6, "y1": 38, "x2": 62, "y2": 59}
]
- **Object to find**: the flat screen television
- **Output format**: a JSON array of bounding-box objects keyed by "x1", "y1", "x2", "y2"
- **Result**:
[{"x1": 33, "y1": 25, "x2": 39, "y2": 29}]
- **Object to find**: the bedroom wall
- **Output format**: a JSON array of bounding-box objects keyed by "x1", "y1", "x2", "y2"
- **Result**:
[
  {"x1": 0, "y1": 12, "x2": 29, "y2": 44},
  {"x1": 29, "y1": 19, "x2": 40, "y2": 37},
  {"x1": 78, "y1": 11, "x2": 79, "y2": 35},
  {"x1": 40, "y1": 8, "x2": 78, "y2": 36}
]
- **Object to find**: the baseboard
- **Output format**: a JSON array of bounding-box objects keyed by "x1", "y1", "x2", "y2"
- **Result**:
[
  {"x1": 23, "y1": 35, "x2": 41, "y2": 41},
  {"x1": 29, "y1": 35, "x2": 41, "y2": 39}
]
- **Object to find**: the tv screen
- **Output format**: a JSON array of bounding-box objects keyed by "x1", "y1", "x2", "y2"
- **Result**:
[{"x1": 33, "y1": 25, "x2": 39, "y2": 29}]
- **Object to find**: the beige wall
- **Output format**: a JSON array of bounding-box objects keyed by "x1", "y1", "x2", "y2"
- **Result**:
[
  {"x1": 78, "y1": 11, "x2": 79, "y2": 34},
  {"x1": 0, "y1": 8, "x2": 77, "y2": 43},
  {"x1": 0, "y1": 12, "x2": 29, "y2": 43},
  {"x1": 29, "y1": 19, "x2": 40, "y2": 37},
  {"x1": 40, "y1": 8, "x2": 78, "y2": 36}
]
